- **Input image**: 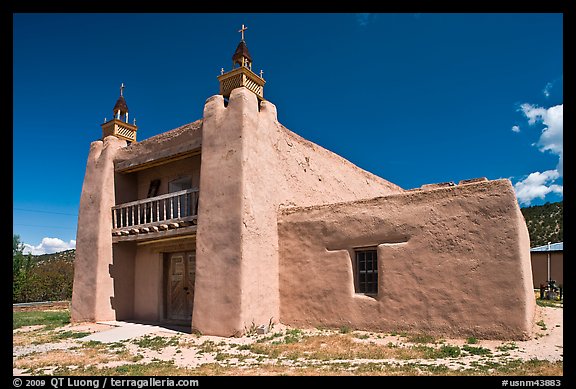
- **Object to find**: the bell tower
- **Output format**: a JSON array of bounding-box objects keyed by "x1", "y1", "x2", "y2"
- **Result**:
[
  {"x1": 217, "y1": 24, "x2": 266, "y2": 101},
  {"x1": 101, "y1": 83, "x2": 138, "y2": 143}
]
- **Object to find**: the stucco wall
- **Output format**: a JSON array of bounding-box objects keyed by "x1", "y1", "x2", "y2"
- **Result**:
[
  {"x1": 278, "y1": 179, "x2": 534, "y2": 340},
  {"x1": 134, "y1": 155, "x2": 200, "y2": 200},
  {"x1": 531, "y1": 252, "x2": 563, "y2": 288},
  {"x1": 133, "y1": 245, "x2": 163, "y2": 321},
  {"x1": 114, "y1": 172, "x2": 137, "y2": 206},
  {"x1": 111, "y1": 242, "x2": 135, "y2": 320},
  {"x1": 72, "y1": 136, "x2": 126, "y2": 322},
  {"x1": 194, "y1": 88, "x2": 405, "y2": 336},
  {"x1": 193, "y1": 93, "x2": 245, "y2": 336}
]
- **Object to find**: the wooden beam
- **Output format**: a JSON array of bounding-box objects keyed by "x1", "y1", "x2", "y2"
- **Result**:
[{"x1": 113, "y1": 225, "x2": 197, "y2": 244}]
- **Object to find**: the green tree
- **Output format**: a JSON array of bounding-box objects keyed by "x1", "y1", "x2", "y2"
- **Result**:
[{"x1": 13, "y1": 234, "x2": 34, "y2": 303}]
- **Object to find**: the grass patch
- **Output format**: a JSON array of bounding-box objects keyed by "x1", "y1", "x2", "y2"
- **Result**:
[
  {"x1": 462, "y1": 345, "x2": 492, "y2": 356},
  {"x1": 496, "y1": 342, "x2": 518, "y2": 352},
  {"x1": 284, "y1": 328, "x2": 304, "y2": 344},
  {"x1": 255, "y1": 332, "x2": 283, "y2": 343},
  {"x1": 243, "y1": 321, "x2": 258, "y2": 337},
  {"x1": 466, "y1": 337, "x2": 478, "y2": 344},
  {"x1": 248, "y1": 334, "x2": 453, "y2": 361},
  {"x1": 339, "y1": 326, "x2": 351, "y2": 334},
  {"x1": 536, "y1": 299, "x2": 563, "y2": 308},
  {"x1": 82, "y1": 340, "x2": 104, "y2": 348},
  {"x1": 418, "y1": 344, "x2": 461, "y2": 358},
  {"x1": 13, "y1": 346, "x2": 130, "y2": 371},
  {"x1": 53, "y1": 331, "x2": 91, "y2": 340},
  {"x1": 133, "y1": 335, "x2": 179, "y2": 351},
  {"x1": 13, "y1": 310, "x2": 70, "y2": 330},
  {"x1": 406, "y1": 334, "x2": 437, "y2": 344},
  {"x1": 14, "y1": 329, "x2": 59, "y2": 346},
  {"x1": 198, "y1": 340, "x2": 218, "y2": 354},
  {"x1": 17, "y1": 352, "x2": 563, "y2": 376}
]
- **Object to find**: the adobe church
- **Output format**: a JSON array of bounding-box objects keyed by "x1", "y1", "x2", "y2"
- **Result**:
[{"x1": 71, "y1": 26, "x2": 535, "y2": 340}]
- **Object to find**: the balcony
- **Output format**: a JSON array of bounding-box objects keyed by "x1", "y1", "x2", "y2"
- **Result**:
[{"x1": 112, "y1": 189, "x2": 199, "y2": 242}]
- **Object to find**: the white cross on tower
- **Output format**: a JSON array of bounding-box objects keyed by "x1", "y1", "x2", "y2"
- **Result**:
[
  {"x1": 239, "y1": 24, "x2": 248, "y2": 41},
  {"x1": 120, "y1": 82, "x2": 125, "y2": 97}
]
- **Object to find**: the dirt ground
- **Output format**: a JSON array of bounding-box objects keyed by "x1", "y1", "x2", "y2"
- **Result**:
[{"x1": 12, "y1": 304, "x2": 562, "y2": 376}]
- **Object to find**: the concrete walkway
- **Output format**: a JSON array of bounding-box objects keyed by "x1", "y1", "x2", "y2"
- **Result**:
[{"x1": 79, "y1": 321, "x2": 181, "y2": 343}]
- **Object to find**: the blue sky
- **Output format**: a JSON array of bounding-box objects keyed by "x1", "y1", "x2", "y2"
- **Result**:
[{"x1": 13, "y1": 13, "x2": 563, "y2": 254}]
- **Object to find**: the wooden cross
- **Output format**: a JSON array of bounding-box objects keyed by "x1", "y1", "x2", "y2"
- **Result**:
[
  {"x1": 120, "y1": 82, "x2": 125, "y2": 96},
  {"x1": 239, "y1": 24, "x2": 248, "y2": 40}
]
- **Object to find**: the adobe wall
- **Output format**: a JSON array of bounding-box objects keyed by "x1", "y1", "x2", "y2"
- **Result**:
[
  {"x1": 136, "y1": 155, "x2": 201, "y2": 199},
  {"x1": 278, "y1": 179, "x2": 535, "y2": 340},
  {"x1": 531, "y1": 252, "x2": 563, "y2": 288},
  {"x1": 110, "y1": 242, "x2": 135, "y2": 320},
  {"x1": 71, "y1": 135, "x2": 126, "y2": 322},
  {"x1": 195, "y1": 88, "x2": 405, "y2": 336},
  {"x1": 133, "y1": 245, "x2": 163, "y2": 322},
  {"x1": 194, "y1": 93, "x2": 245, "y2": 336}
]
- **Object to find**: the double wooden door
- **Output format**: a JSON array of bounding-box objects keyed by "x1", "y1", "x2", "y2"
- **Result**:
[{"x1": 166, "y1": 251, "x2": 195, "y2": 322}]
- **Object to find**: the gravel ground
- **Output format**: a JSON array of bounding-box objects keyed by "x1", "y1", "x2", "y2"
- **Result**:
[{"x1": 13, "y1": 304, "x2": 562, "y2": 375}]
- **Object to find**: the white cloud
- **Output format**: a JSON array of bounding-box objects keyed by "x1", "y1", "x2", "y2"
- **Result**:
[
  {"x1": 520, "y1": 103, "x2": 547, "y2": 125},
  {"x1": 543, "y1": 82, "x2": 553, "y2": 97},
  {"x1": 520, "y1": 103, "x2": 563, "y2": 175},
  {"x1": 514, "y1": 170, "x2": 563, "y2": 205},
  {"x1": 513, "y1": 102, "x2": 563, "y2": 205},
  {"x1": 23, "y1": 238, "x2": 76, "y2": 255}
]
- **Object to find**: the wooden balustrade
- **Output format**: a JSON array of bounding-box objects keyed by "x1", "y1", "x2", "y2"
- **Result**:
[{"x1": 111, "y1": 189, "x2": 198, "y2": 236}]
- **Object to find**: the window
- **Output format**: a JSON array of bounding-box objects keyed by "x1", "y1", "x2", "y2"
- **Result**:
[
  {"x1": 355, "y1": 249, "x2": 378, "y2": 294},
  {"x1": 168, "y1": 176, "x2": 194, "y2": 219},
  {"x1": 168, "y1": 176, "x2": 192, "y2": 193},
  {"x1": 147, "y1": 179, "x2": 161, "y2": 198}
]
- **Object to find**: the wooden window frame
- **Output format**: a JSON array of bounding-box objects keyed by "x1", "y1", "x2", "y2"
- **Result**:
[{"x1": 354, "y1": 248, "x2": 378, "y2": 295}]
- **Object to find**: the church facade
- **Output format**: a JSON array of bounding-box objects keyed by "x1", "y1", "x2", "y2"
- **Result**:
[{"x1": 71, "y1": 28, "x2": 535, "y2": 339}]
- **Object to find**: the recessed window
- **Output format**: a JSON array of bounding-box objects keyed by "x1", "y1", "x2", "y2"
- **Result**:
[
  {"x1": 168, "y1": 176, "x2": 192, "y2": 193},
  {"x1": 355, "y1": 248, "x2": 378, "y2": 295}
]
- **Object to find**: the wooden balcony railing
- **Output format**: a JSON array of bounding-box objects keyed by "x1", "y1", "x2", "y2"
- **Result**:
[{"x1": 111, "y1": 189, "x2": 198, "y2": 236}]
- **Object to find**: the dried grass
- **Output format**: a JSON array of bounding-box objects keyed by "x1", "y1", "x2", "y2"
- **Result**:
[
  {"x1": 13, "y1": 347, "x2": 130, "y2": 370},
  {"x1": 250, "y1": 334, "x2": 427, "y2": 360}
]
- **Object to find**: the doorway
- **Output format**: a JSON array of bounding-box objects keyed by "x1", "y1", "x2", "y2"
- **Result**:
[{"x1": 164, "y1": 251, "x2": 195, "y2": 324}]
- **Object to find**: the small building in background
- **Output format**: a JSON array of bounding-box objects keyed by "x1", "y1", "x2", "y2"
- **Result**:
[{"x1": 530, "y1": 242, "x2": 563, "y2": 288}]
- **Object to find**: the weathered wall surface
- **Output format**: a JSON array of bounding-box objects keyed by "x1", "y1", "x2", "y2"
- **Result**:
[
  {"x1": 136, "y1": 155, "x2": 201, "y2": 199},
  {"x1": 193, "y1": 94, "x2": 245, "y2": 336},
  {"x1": 278, "y1": 179, "x2": 535, "y2": 340},
  {"x1": 531, "y1": 252, "x2": 563, "y2": 288},
  {"x1": 71, "y1": 136, "x2": 126, "y2": 322},
  {"x1": 240, "y1": 90, "x2": 404, "y2": 332},
  {"x1": 195, "y1": 87, "x2": 405, "y2": 336},
  {"x1": 110, "y1": 242, "x2": 136, "y2": 320}
]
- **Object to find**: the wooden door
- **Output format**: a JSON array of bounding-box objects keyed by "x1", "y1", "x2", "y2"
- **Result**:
[{"x1": 166, "y1": 251, "x2": 195, "y2": 322}]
